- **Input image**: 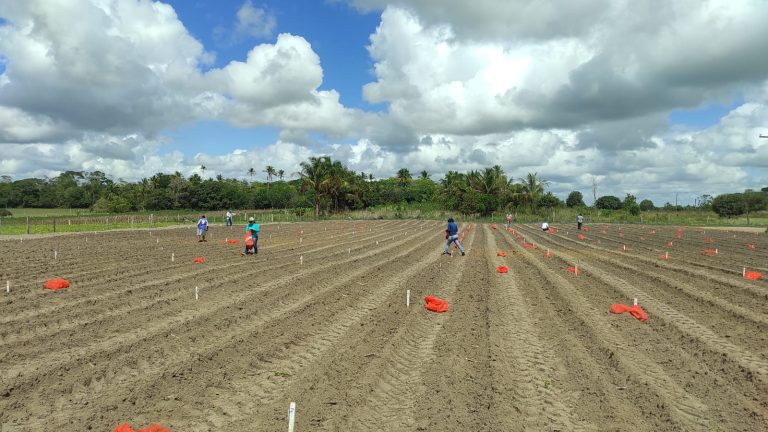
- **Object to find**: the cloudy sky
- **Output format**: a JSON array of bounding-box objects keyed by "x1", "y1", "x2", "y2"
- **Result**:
[{"x1": 1, "y1": 0, "x2": 767, "y2": 205}]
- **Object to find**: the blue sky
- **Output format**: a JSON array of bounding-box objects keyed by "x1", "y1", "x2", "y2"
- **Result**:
[{"x1": 1, "y1": 0, "x2": 767, "y2": 204}]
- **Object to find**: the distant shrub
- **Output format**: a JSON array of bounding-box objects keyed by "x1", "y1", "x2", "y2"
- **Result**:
[{"x1": 0, "y1": 209, "x2": 12, "y2": 217}]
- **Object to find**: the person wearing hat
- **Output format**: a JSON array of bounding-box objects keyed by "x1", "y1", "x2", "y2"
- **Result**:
[
  {"x1": 442, "y1": 217, "x2": 465, "y2": 256},
  {"x1": 197, "y1": 215, "x2": 209, "y2": 242},
  {"x1": 243, "y1": 217, "x2": 260, "y2": 255}
]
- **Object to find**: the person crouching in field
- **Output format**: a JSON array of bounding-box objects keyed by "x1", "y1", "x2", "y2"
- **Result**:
[
  {"x1": 197, "y1": 215, "x2": 209, "y2": 242},
  {"x1": 541, "y1": 221, "x2": 550, "y2": 232},
  {"x1": 442, "y1": 217, "x2": 465, "y2": 256},
  {"x1": 243, "y1": 217, "x2": 260, "y2": 255}
]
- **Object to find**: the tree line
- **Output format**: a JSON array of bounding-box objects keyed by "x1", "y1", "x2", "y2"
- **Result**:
[{"x1": 1, "y1": 158, "x2": 765, "y2": 218}]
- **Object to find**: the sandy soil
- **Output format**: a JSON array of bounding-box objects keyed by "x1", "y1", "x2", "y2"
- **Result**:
[{"x1": 0, "y1": 220, "x2": 766, "y2": 431}]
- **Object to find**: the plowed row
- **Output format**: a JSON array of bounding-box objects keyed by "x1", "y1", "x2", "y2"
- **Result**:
[{"x1": 0, "y1": 220, "x2": 766, "y2": 431}]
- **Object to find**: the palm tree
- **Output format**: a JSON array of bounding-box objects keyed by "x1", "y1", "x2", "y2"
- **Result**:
[
  {"x1": 368, "y1": 173, "x2": 374, "y2": 182},
  {"x1": 396, "y1": 168, "x2": 412, "y2": 187},
  {"x1": 519, "y1": 172, "x2": 550, "y2": 213},
  {"x1": 200, "y1": 165, "x2": 207, "y2": 178},
  {"x1": 298, "y1": 156, "x2": 331, "y2": 217},
  {"x1": 277, "y1": 169, "x2": 285, "y2": 181},
  {"x1": 264, "y1": 165, "x2": 276, "y2": 186},
  {"x1": 419, "y1": 170, "x2": 430, "y2": 180},
  {"x1": 248, "y1": 167, "x2": 255, "y2": 181}
]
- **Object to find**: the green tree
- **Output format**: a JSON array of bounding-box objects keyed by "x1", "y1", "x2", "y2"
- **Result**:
[
  {"x1": 639, "y1": 199, "x2": 655, "y2": 211},
  {"x1": 566, "y1": 191, "x2": 585, "y2": 208},
  {"x1": 248, "y1": 167, "x2": 255, "y2": 181},
  {"x1": 595, "y1": 195, "x2": 622, "y2": 210},
  {"x1": 396, "y1": 168, "x2": 412, "y2": 187},
  {"x1": 264, "y1": 165, "x2": 276, "y2": 185},
  {"x1": 277, "y1": 169, "x2": 285, "y2": 181},
  {"x1": 712, "y1": 193, "x2": 746, "y2": 218},
  {"x1": 519, "y1": 172, "x2": 550, "y2": 213},
  {"x1": 298, "y1": 156, "x2": 331, "y2": 216}
]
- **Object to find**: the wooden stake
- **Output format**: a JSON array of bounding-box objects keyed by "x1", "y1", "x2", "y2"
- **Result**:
[
  {"x1": 5, "y1": 281, "x2": 9, "y2": 294},
  {"x1": 300, "y1": 255, "x2": 303, "y2": 265},
  {"x1": 406, "y1": 289, "x2": 410, "y2": 307},
  {"x1": 172, "y1": 253, "x2": 175, "y2": 262},
  {"x1": 288, "y1": 402, "x2": 296, "y2": 432},
  {"x1": 743, "y1": 267, "x2": 746, "y2": 277},
  {"x1": 195, "y1": 286, "x2": 199, "y2": 301},
  {"x1": 54, "y1": 250, "x2": 58, "y2": 260},
  {"x1": 633, "y1": 298, "x2": 638, "y2": 306}
]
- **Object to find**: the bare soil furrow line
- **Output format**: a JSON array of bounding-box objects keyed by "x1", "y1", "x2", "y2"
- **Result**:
[
  {"x1": 500, "y1": 230, "x2": 713, "y2": 431},
  {"x1": 0, "y1": 227, "x2": 435, "y2": 395},
  {"x1": 516, "y1": 225, "x2": 768, "y2": 338},
  {"x1": 71, "y1": 231, "x2": 442, "y2": 431},
  {"x1": 0, "y1": 222, "x2": 422, "y2": 327},
  {"x1": 518, "y1": 224, "x2": 768, "y2": 302},
  {"x1": 573, "y1": 260, "x2": 768, "y2": 377},
  {"x1": 347, "y1": 226, "x2": 477, "y2": 431},
  {"x1": 483, "y1": 225, "x2": 590, "y2": 431}
]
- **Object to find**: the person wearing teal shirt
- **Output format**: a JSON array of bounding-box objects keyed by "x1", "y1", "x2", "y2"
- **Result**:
[{"x1": 244, "y1": 217, "x2": 260, "y2": 255}]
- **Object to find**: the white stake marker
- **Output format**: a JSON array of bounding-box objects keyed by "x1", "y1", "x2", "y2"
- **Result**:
[
  {"x1": 348, "y1": 248, "x2": 351, "y2": 254},
  {"x1": 172, "y1": 253, "x2": 175, "y2": 262},
  {"x1": 376, "y1": 241, "x2": 379, "y2": 245},
  {"x1": 195, "y1": 286, "x2": 199, "y2": 301},
  {"x1": 715, "y1": 248, "x2": 718, "y2": 254},
  {"x1": 406, "y1": 289, "x2": 410, "y2": 307},
  {"x1": 288, "y1": 402, "x2": 297, "y2": 432},
  {"x1": 665, "y1": 251, "x2": 669, "y2": 259},
  {"x1": 6, "y1": 281, "x2": 9, "y2": 294},
  {"x1": 54, "y1": 250, "x2": 58, "y2": 260},
  {"x1": 300, "y1": 255, "x2": 303, "y2": 265},
  {"x1": 156, "y1": 238, "x2": 159, "y2": 243},
  {"x1": 300, "y1": 237, "x2": 303, "y2": 244},
  {"x1": 633, "y1": 298, "x2": 638, "y2": 306},
  {"x1": 743, "y1": 267, "x2": 746, "y2": 277}
]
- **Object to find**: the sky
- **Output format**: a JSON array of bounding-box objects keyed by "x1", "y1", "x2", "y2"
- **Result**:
[{"x1": 1, "y1": 0, "x2": 767, "y2": 206}]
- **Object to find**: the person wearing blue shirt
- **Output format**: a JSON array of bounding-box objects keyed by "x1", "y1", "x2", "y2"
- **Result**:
[
  {"x1": 442, "y1": 217, "x2": 465, "y2": 256},
  {"x1": 197, "y1": 215, "x2": 208, "y2": 242},
  {"x1": 244, "y1": 217, "x2": 260, "y2": 255}
]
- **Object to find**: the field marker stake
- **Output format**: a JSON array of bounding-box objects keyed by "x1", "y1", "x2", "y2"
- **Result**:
[
  {"x1": 172, "y1": 253, "x2": 175, "y2": 262},
  {"x1": 150, "y1": 231, "x2": 152, "y2": 236},
  {"x1": 54, "y1": 250, "x2": 58, "y2": 260},
  {"x1": 156, "y1": 238, "x2": 159, "y2": 243},
  {"x1": 348, "y1": 248, "x2": 351, "y2": 254},
  {"x1": 300, "y1": 255, "x2": 303, "y2": 265},
  {"x1": 715, "y1": 248, "x2": 718, "y2": 254},
  {"x1": 633, "y1": 298, "x2": 638, "y2": 306},
  {"x1": 6, "y1": 281, "x2": 9, "y2": 294},
  {"x1": 300, "y1": 237, "x2": 303, "y2": 244},
  {"x1": 743, "y1": 267, "x2": 746, "y2": 277},
  {"x1": 195, "y1": 286, "x2": 199, "y2": 301},
  {"x1": 406, "y1": 289, "x2": 410, "y2": 307},
  {"x1": 376, "y1": 241, "x2": 379, "y2": 245},
  {"x1": 665, "y1": 251, "x2": 669, "y2": 259},
  {"x1": 575, "y1": 264, "x2": 578, "y2": 276},
  {"x1": 288, "y1": 402, "x2": 297, "y2": 432}
]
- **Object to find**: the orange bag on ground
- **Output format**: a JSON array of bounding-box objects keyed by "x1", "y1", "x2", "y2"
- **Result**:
[
  {"x1": 744, "y1": 271, "x2": 763, "y2": 281},
  {"x1": 193, "y1": 257, "x2": 205, "y2": 263},
  {"x1": 424, "y1": 296, "x2": 448, "y2": 313},
  {"x1": 43, "y1": 279, "x2": 70, "y2": 290},
  {"x1": 577, "y1": 234, "x2": 585, "y2": 240},
  {"x1": 496, "y1": 251, "x2": 506, "y2": 257},
  {"x1": 113, "y1": 424, "x2": 171, "y2": 432},
  {"x1": 496, "y1": 265, "x2": 508, "y2": 273},
  {"x1": 225, "y1": 239, "x2": 239, "y2": 244},
  {"x1": 610, "y1": 304, "x2": 649, "y2": 322}
]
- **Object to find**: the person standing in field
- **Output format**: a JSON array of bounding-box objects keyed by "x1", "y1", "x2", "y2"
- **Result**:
[
  {"x1": 197, "y1": 215, "x2": 209, "y2": 242},
  {"x1": 577, "y1": 213, "x2": 584, "y2": 231},
  {"x1": 225, "y1": 210, "x2": 234, "y2": 227},
  {"x1": 541, "y1": 221, "x2": 550, "y2": 232},
  {"x1": 442, "y1": 217, "x2": 465, "y2": 256},
  {"x1": 505, "y1": 212, "x2": 513, "y2": 228},
  {"x1": 243, "y1": 217, "x2": 260, "y2": 255}
]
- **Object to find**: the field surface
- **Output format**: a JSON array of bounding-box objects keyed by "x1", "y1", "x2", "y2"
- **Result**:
[{"x1": 0, "y1": 220, "x2": 766, "y2": 431}]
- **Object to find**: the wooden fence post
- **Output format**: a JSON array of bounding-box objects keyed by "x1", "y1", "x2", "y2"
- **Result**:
[
  {"x1": 53, "y1": 217, "x2": 56, "y2": 233},
  {"x1": 26, "y1": 216, "x2": 30, "y2": 234}
]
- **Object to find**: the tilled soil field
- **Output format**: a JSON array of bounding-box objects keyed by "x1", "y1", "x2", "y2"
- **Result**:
[{"x1": 0, "y1": 220, "x2": 766, "y2": 431}]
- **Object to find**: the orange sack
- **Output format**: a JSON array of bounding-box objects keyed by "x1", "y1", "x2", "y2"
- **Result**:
[
  {"x1": 610, "y1": 304, "x2": 649, "y2": 322},
  {"x1": 244, "y1": 234, "x2": 254, "y2": 247},
  {"x1": 496, "y1": 251, "x2": 506, "y2": 257},
  {"x1": 496, "y1": 265, "x2": 509, "y2": 273},
  {"x1": 424, "y1": 296, "x2": 448, "y2": 313},
  {"x1": 193, "y1": 257, "x2": 205, "y2": 263},
  {"x1": 114, "y1": 424, "x2": 171, "y2": 432},
  {"x1": 744, "y1": 271, "x2": 763, "y2": 281},
  {"x1": 43, "y1": 279, "x2": 70, "y2": 290}
]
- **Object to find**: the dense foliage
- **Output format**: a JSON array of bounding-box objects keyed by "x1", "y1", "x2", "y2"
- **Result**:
[{"x1": 1, "y1": 162, "x2": 765, "y2": 220}]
